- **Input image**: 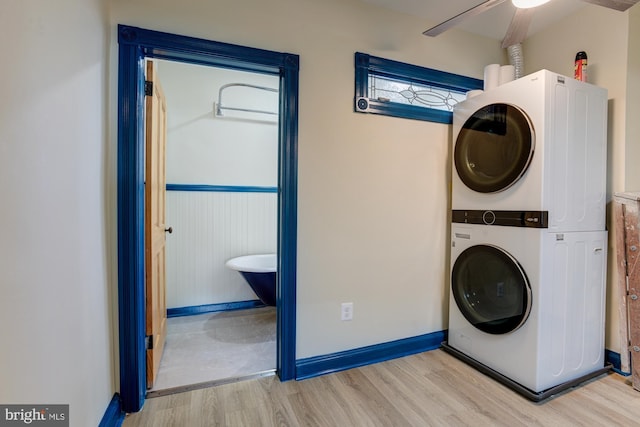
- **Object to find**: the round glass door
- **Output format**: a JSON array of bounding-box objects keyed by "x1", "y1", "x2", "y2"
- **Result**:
[
  {"x1": 451, "y1": 244, "x2": 531, "y2": 334},
  {"x1": 455, "y1": 103, "x2": 534, "y2": 193}
]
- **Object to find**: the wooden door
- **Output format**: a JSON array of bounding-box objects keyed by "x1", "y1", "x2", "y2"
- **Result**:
[{"x1": 145, "y1": 60, "x2": 168, "y2": 389}]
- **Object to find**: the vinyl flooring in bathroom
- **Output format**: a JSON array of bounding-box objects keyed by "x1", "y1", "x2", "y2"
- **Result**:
[{"x1": 148, "y1": 306, "x2": 276, "y2": 396}]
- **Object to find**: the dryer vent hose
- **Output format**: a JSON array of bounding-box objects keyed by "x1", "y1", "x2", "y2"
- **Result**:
[{"x1": 507, "y1": 43, "x2": 524, "y2": 79}]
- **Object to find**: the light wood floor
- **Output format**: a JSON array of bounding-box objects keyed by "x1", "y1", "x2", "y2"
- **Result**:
[{"x1": 123, "y1": 349, "x2": 640, "y2": 426}]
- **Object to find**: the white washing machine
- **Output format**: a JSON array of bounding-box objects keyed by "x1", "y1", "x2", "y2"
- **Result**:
[
  {"x1": 452, "y1": 69, "x2": 607, "y2": 232},
  {"x1": 447, "y1": 223, "x2": 607, "y2": 396}
]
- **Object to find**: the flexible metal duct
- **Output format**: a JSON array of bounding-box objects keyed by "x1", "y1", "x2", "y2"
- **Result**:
[{"x1": 507, "y1": 43, "x2": 524, "y2": 79}]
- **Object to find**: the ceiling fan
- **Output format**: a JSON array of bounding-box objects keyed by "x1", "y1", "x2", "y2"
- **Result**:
[{"x1": 423, "y1": 0, "x2": 640, "y2": 48}]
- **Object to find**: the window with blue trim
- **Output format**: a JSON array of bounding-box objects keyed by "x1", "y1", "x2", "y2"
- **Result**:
[{"x1": 354, "y1": 52, "x2": 483, "y2": 124}]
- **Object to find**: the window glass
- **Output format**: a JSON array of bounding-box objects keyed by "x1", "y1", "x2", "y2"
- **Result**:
[
  {"x1": 368, "y1": 74, "x2": 467, "y2": 112},
  {"x1": 355, "y1": 52, "x2": 483, "y2": 124}
]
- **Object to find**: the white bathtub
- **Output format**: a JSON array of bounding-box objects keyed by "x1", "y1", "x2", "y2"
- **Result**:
[
  {"x1": 225, "y1": 253, "x2": 276, "y2": 273},
  {"x1": 226, "y1": 254, "x2": 277, "y2": 306}
]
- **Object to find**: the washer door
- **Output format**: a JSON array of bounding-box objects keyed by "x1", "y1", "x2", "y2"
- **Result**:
[
  {"x1": 455, "y1": 103, "x2": 534, "y2": 193},
  {"x1": 451, "y1": 244, "x2": 532, "y2": 334}
]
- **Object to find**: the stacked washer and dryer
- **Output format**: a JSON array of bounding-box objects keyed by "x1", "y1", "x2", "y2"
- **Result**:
[{"x1": 444, "y1": 69, "x2": 611, "y2": 401}]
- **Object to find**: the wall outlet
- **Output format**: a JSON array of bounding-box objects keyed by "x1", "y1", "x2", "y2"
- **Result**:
[{"x1": 341, "y1": 302, "x2": 353, "y2": 321}]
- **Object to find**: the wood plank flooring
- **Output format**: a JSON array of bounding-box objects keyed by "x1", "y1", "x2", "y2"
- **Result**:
[{"x1": 123, "y1": 349, "x2": 640, "y2": 426}]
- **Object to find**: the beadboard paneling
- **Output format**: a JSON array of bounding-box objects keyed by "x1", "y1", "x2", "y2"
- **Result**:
[{"x1": 165, "y1": 190, "x2": 277, "y2": 308}]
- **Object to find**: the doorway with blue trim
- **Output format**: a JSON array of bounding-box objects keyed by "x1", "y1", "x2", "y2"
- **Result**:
[{"x1": 116, "y1": 24, "x2": 299, "y2": 412}]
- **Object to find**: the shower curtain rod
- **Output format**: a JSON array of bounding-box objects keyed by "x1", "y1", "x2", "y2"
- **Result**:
[{"x1": 215, "y1": 83, "x2": 278, "y2": 116}]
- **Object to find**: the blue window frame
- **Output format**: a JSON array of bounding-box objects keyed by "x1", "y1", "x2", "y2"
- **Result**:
[{"x1": 354, "y1": 52, "x2": 483, "y2": 124}]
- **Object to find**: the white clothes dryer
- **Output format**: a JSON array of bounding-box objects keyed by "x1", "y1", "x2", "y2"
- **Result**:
[
  {"x1": 452, "y1": 70, "x2": 607, "y2": 232},
  {"x1": 446, "y1": 223, "x2": 607, "y2": 398}
]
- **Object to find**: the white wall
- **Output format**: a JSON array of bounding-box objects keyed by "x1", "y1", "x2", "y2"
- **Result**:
[
  {"x1": 111, "y1": 0, "x2": 504, "y2": 359},
  {"x1": 0, "y1": 1, "x2": 115, "y2": 426},
  {"x1": 626, "y1": 6, "x2": 640, "y2": 188},
  {"x1": 157, "y1": 59, "x2": 279, "y2": 186},
  {"x1": 524, "y1": 3, "x2": 640, "y2": 353}
]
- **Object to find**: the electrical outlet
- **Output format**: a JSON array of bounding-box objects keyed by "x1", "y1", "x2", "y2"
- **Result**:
[{"x1": 341, "y1": 302, "x2": 353, "y2": 321}]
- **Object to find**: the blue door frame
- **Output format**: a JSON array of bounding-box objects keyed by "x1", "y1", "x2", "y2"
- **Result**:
[{"x1": 117, "y1": 25, "x2": 299, "y2": 412}]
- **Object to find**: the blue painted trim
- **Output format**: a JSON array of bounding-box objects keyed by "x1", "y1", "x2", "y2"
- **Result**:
[
  {"x1": 277, "y1": 53, "x2": 299, "y2": 382},
  {"x1": 354, "y1": 52, "x2": 483, "y2": 124},
  {"x1": 119, "y1": 25, "x2": 289, "y2": 73},
  {"x1": 99, "y1": 394, "x2": 125, "y2": 427},
  {"x1": 605, "y1": 349, "x2": 631, "y2": 376},
  {"x1": 166, "y1": 184, "x2": 278, "y2": 193},
  {"x1": 295, "y1": 330, "x2": 447, "y2": 380},
  {"x1": 167, "y1": 300, "x2": 266, "y2": 318},
  {"x1": 117, "y1": 24, "x2": 299, "y2": 412},
  {"x1": 117, "y1": 39, "x2": 147, "y2": 414}
]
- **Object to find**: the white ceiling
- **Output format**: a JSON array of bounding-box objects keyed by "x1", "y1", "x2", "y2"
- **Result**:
[{"x1": 361, "y1": 0, "x2": 588, "y2": 42}]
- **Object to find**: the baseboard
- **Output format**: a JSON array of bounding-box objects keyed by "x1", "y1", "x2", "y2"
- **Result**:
[
  {"x1": 295, "y1": 330, "x2": 447, "y2": 380},
  {"x1": 605, "y1": 349, "x2": 631, "y2": 376},
  {"x1": 167, "y1": 300, "x2": 266, "y2": 318},
  {"x1": 99, "y1": 394, "x2": 125, "y2": 427}
]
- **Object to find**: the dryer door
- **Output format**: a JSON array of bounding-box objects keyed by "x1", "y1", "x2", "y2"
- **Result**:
[
  {"x1": 455, "y1": 103, "x2": 534, "y2": 193},
  {"x1": 451, "y1": 244, "x2": 532, "y2": 334}
]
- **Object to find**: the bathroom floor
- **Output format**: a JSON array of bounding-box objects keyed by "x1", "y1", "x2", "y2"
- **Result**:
[{"x1": 148, "y1": 306, "x2": 276, "y2": 396}]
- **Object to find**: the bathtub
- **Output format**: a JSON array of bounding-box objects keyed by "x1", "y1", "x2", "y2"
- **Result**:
[{"x1": 226, "y1": 254, "x2": 276, "y2": 306}]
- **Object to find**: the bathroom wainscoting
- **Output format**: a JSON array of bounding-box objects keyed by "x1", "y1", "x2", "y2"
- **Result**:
[{"x1": 165, "y1": 188, "x2": 277, "y2": 309}]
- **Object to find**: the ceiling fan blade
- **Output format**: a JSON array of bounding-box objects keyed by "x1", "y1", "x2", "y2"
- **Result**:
[
  {"x1": 501, "y1": 8, "x2": 535, "y2": 48},
  {"x1": 423, "y1": 0, "x2": 508, "y2": 37},
  {"x1": 580, "y1": 0, "x2": 639, "y2": 11}
]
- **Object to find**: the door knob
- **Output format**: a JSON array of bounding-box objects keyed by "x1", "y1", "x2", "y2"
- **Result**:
[{"x1": 165, "y1": 227, "x2": 173, "y2": 234}]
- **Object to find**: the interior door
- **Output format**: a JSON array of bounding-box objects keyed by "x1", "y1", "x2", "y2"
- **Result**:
[{"x1": 145, "y1": 60, "x2": 168, "y2": 389}]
